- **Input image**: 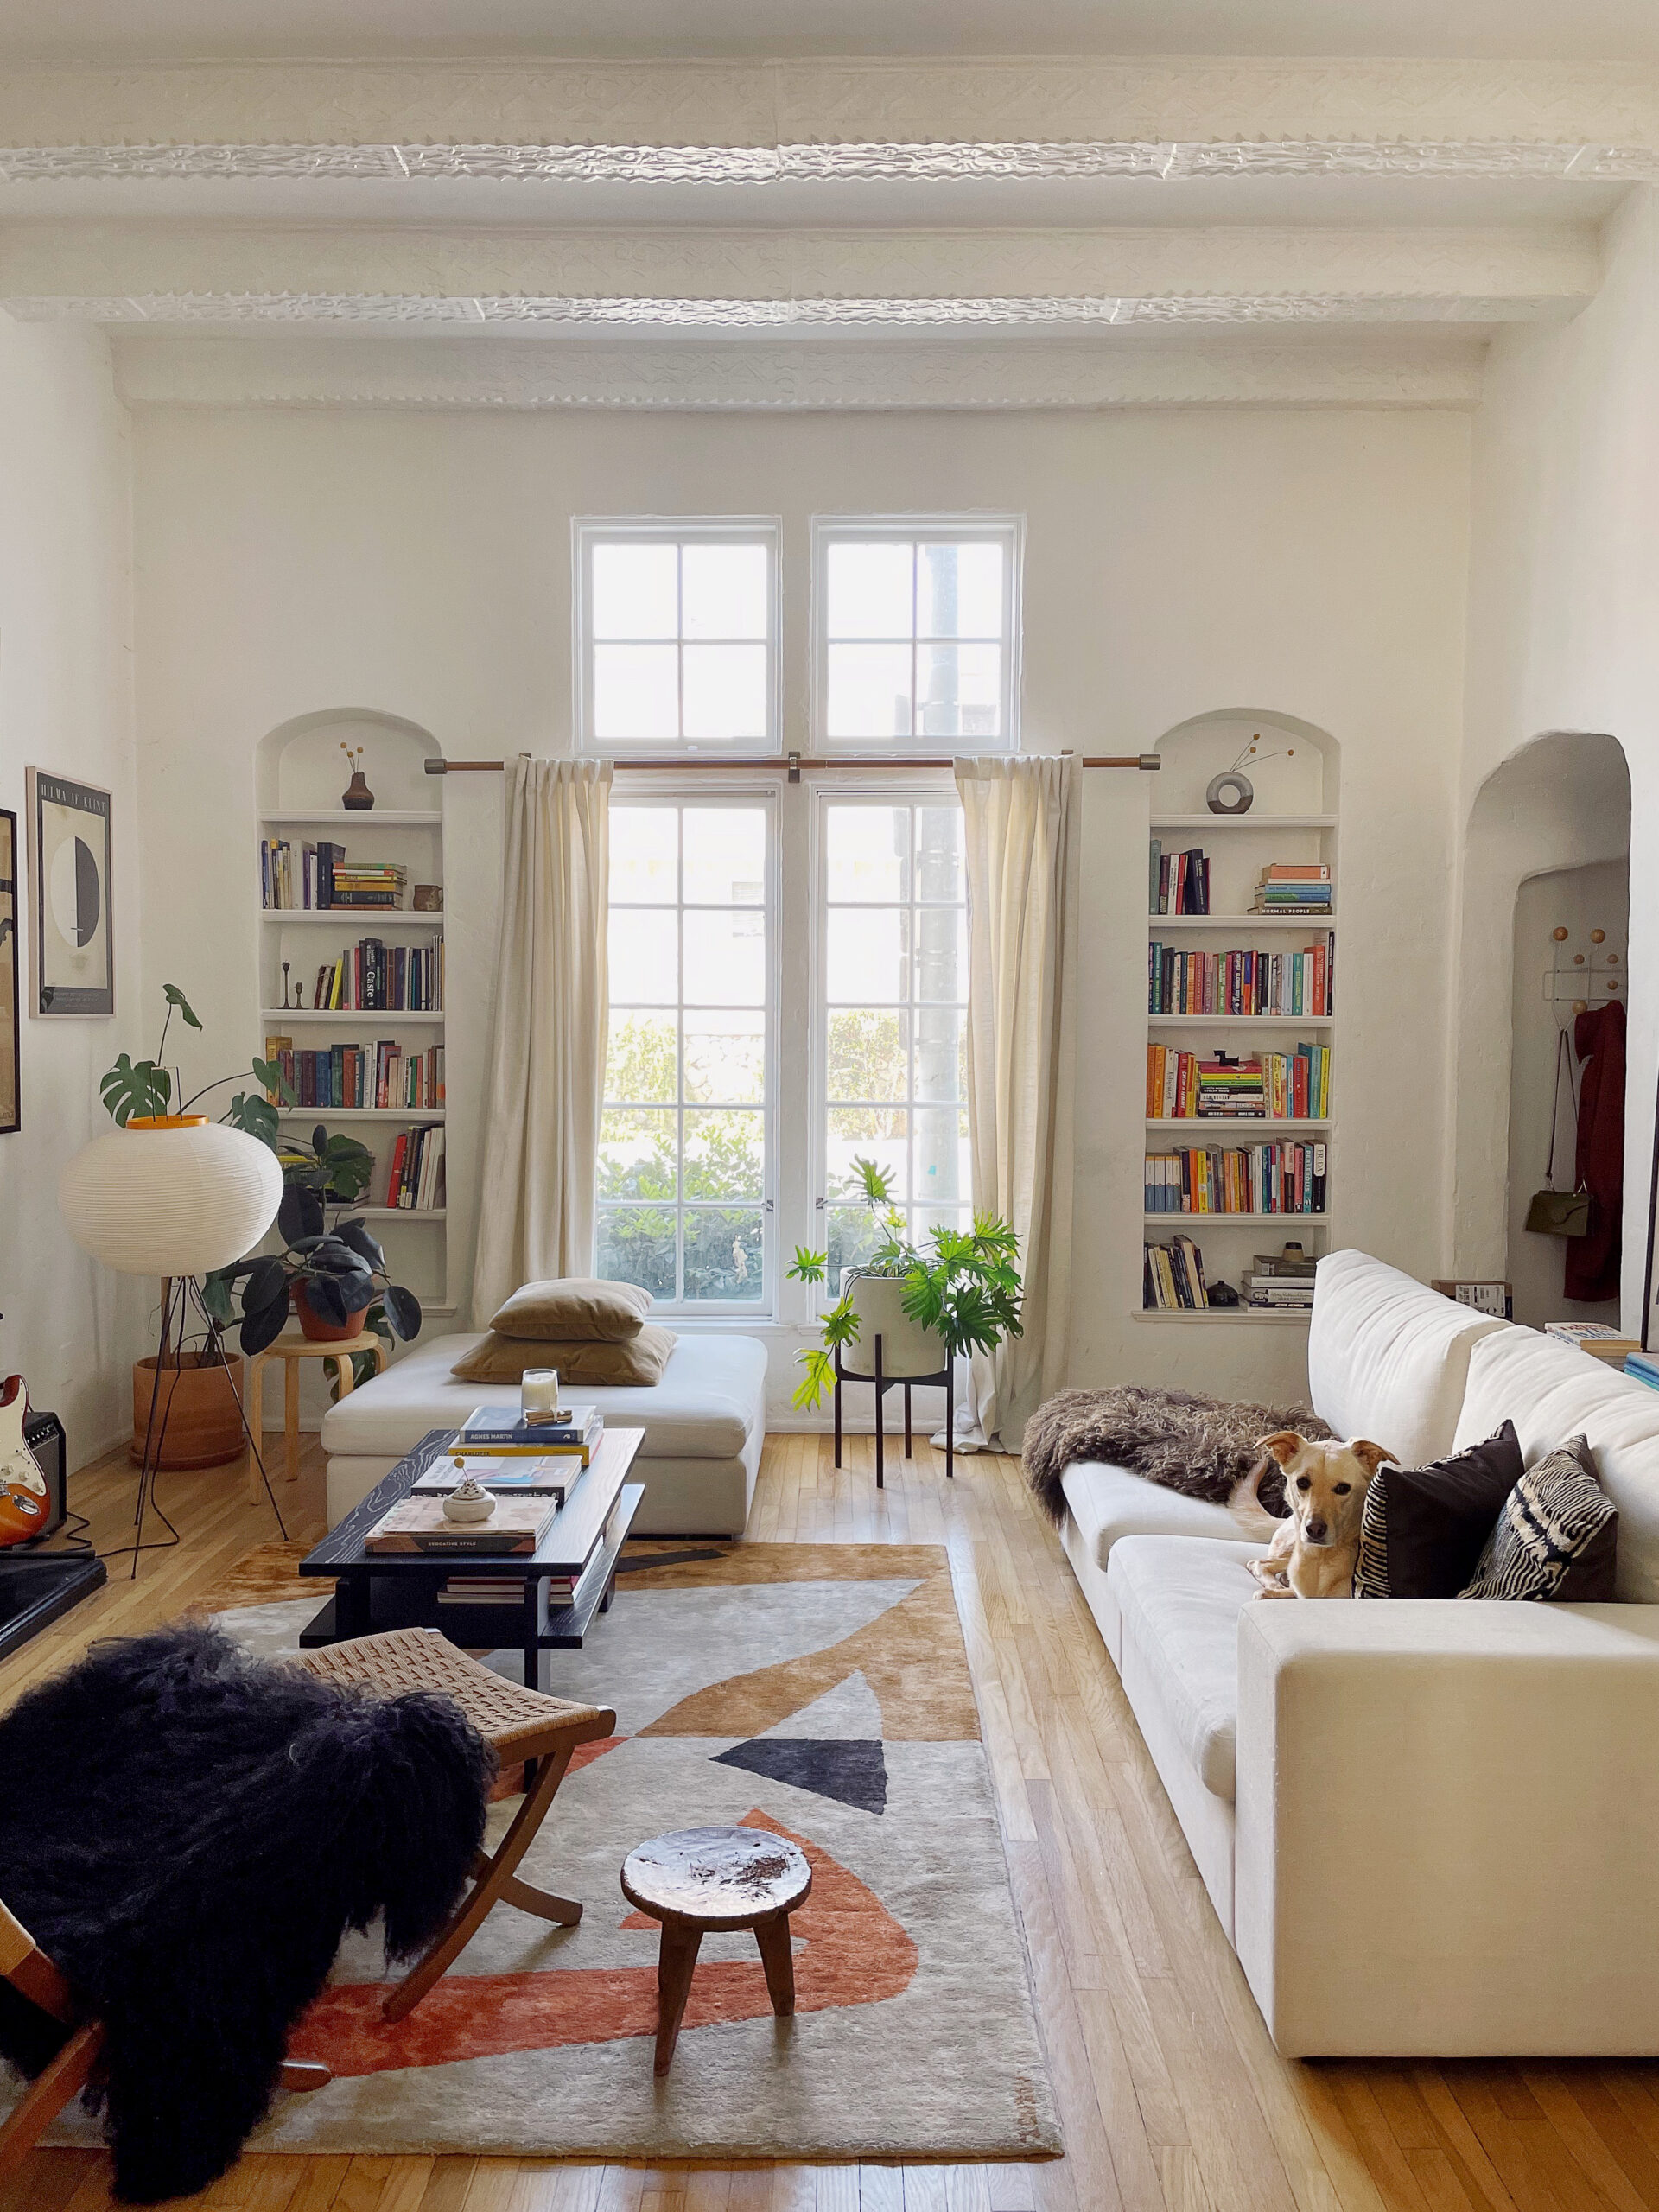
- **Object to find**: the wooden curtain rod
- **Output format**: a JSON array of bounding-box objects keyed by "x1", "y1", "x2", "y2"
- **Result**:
[{"x1": 425, "y1": 753, "x2": 1160, "y2": 777}]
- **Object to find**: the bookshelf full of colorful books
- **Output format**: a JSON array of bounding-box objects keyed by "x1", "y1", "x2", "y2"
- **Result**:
[
  {"x1": 256, "y1": 721, "x2": 449, "y2": 1313},
  {"x1": 1140, "y1": 712, "x2": 1338, "y2": 1321}
]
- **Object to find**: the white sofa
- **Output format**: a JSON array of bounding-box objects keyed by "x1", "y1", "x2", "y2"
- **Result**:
[
  {"x1": 1059, "y1": 1249, "x2": 1659, "y2": 2056},
  {"x1": 320, "y1": 1331, "x2": 767, "y2": 1536}
]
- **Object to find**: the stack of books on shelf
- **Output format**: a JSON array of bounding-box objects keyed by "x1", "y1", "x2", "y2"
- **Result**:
[
  {"x1": 264, "y1": 1038, "x2": 446, "y2": 1110},
  {"x1": 1145, "y1": 1139, "x2": 1327, "y2": 1216},
  {"x1": 261, "y1": 842, "x2": 428, "y2": 912},
  {"x1": 1147, "y1": 1044, "x2": 1332, "y2": 1119},
  {"x1": 1148, "y1": 940, "x2": 1334, "y2": 1017},
  {"x1": 386, "y1": 1124, "x2": 446, "y2": 1211},
  {"x1": 1148, "y1": 842, "x2": 1210, "y2": 915},
  {"x1": 307, "y1": 936, "x2": 443, "y2": 1011},
  {"x1": 1247, "y1": 1248, "x2": 1318, "y2": 1312},
  {"x1": 1251, "y1": 863, "x2": 1332, "y2": 916},
  {"x1": 1144, "y1": 1233, "x2": 1209, "y2": 1310}
]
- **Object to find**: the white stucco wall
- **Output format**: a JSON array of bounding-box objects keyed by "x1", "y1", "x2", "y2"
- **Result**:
[
  {"x1": 0, "y1": 320, "x2": 143, "y2": 1462},
  {"x1": 1460, "y1": 185, "x2": 1659, "y2": 1328}
]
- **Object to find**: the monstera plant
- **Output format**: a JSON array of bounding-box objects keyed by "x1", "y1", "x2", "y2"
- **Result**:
[{"x1": 100, "y1": 982, "x2": 290, "y2": 1141}]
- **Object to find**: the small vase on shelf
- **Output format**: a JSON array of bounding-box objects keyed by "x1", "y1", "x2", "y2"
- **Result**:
[{"x1": 340, "y1": 741, "x2": 374, "y2": 810}]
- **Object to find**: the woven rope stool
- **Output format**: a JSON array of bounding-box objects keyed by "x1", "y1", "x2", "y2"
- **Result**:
[
  {"x1": 621, "y1": 1825, "x2": 812, "y2": 2075},
  {"x1": 292, "y1": 1626, "x2": 614, "y2": 2021}
]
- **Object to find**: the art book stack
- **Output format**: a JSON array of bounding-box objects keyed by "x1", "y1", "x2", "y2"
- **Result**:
[
  {"x1": 1247, "y1": 1248, "x2": 1318, "y2": 1312},
  {"x1": 1251, "y1": 863, "x2": 1332, "y2": 916}
]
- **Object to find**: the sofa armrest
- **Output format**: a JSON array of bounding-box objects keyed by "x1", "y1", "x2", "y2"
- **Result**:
[{"x1": 1234, "y1": 1600, "x2": 1659, "y2": 2056}]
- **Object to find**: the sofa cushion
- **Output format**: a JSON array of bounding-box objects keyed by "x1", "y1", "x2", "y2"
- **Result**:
[
  {"x1": 1061, "y1": 1461, "x2": 1250, "y2": 1572},
  {"x1": 1459, "y1": 1438, "x2": 1618, "y2": 1602},
  {"x1": 489, "y1": 1276, "x2": 652, "y2": 1343},
  {"x1": 450, "y1": 1325, "x2": 677, "y2": 1387},
  {"x1": 1107, "y1": 1535, "x2": 1265, "y2": 1802},
  {"x1": 1455, "y1": 1324, "x2": 1659, "y2": 1595},
  {"x1": 321, "y1": 1331, "x2": 766, "y2": 1463},
  {"x1": 1309, "y1": 1250, "x2": 1512, "y2": 1467},
  {"x1": 1354, "y1": 1422, "x2": 1524, "y2": 1599}
]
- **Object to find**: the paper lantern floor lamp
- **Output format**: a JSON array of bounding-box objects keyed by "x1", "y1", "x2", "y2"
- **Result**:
[{"x1": 59, "y1": 1115, "x2": 284, "y2": 1564}]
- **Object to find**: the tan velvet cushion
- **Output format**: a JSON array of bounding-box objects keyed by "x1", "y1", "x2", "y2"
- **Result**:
[
  {"x1": 487, "y1": 1276, "x2": 652, "y2": 1344},
  {"x1": 451, "y1": 1325, "x2": 678, "y2": 1388}
]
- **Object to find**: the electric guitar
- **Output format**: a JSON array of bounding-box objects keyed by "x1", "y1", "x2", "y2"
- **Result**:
[{"x1": 0, "y1": 1376, "x2": 51, "y2": 1547}]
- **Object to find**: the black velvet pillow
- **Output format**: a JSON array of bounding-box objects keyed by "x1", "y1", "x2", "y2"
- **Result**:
[{"x1": 1354, "y1": 1421, "x2": 1524, "y2": 1599}]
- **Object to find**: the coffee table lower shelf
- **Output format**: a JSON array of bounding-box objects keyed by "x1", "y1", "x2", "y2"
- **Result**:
[{"x1": 298, "y1": 1481, "x2": 645, "y2": 1686}]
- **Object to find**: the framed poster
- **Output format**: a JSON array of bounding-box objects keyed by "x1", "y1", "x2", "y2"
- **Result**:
[
  {"x1": 0, "y1": 809, "x2": 17, "y2": 1131},
  {"x1": 25, "y1": 769, "x2": 112, "y2": 1017}
]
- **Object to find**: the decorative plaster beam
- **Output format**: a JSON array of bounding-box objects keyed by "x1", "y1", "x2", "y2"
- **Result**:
[
  {"x1": 0, "y1": 56, "x2": 1651, "y2": 178},
  {"x1": 108, "y1": 330, "x2": 1487, "y2": 410},
  {"x1": 0, "y1": 224, "x2": 1598, "y2": 327}
]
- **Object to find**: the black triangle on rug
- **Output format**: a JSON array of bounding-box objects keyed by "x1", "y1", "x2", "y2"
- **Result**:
[{"x1": 711, "y1": 1736, "x2": 889, "y2": 1815}]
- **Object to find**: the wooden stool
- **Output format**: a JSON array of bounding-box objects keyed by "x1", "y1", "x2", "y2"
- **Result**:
[
  {"x1": 620, "y1": 1825, "x2": 812, "y2": 2075},
  {"x1": 291, "y1": 1627, "x2": 615, "y2": 2022},
  {"x1": 246, "y1": 1331, "x2": 385, "y2": 1503}
]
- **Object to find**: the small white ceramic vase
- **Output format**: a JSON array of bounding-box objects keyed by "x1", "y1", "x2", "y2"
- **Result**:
[{"x1": 442, "y1": 1475, "x2": 496, "y2": 1524}]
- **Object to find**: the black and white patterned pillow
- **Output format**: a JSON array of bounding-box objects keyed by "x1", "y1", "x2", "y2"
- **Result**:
[{"x1": 1458, "y1": 1436, "x2": 1618, "y2": 1602}]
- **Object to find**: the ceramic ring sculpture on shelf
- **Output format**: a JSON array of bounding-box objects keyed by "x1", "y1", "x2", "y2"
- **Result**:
[{"x1": 1205, "y1": 769, "x2": 1255, "y2": 816}]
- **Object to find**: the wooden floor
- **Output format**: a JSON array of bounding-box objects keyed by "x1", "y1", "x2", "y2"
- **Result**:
[{"x1": 4, "y1": 1434, "x2": 1658, "y2": 2212}]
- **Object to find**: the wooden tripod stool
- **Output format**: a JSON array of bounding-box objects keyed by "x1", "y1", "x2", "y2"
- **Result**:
[
  {"x1": 292, "y1": 1626, "x2": 615, "y2": 2023},
  {"x1": 245, "y1": 1332, "x2": 385, "y2": 1503},
  {"x1": 0, "y1": 1895, "x2": 329, "y2": 2184},
  {"x1": 621, "y1": 1825, "x2": 812, "y2": 2075}
]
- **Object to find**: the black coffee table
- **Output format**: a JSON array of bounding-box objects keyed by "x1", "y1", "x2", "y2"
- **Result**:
[{"x1": 297, "y1": 1425, "x2": 645, "y2": 1688}]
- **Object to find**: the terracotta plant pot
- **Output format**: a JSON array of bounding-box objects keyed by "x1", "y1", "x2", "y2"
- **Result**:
[
  {"x1": 130, "y1": 1352, "x2": 246, "y2": 1470},
  {"x1": 294, "y1": 1282, "x2": 370, "y2": 1343}
]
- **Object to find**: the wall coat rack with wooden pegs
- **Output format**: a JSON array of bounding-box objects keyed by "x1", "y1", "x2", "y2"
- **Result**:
[{"x1": 1544, "y1": 925, "x2": 1624, "y2": 1014}]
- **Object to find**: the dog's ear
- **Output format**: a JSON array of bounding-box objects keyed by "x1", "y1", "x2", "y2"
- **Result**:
[
  {"x1": 1348, "y1": 1440, "x2": 1394, "y2": 1478},
  {"x1": 1255, "y1": 1431, "x2": 1305, "y2": 1467}
]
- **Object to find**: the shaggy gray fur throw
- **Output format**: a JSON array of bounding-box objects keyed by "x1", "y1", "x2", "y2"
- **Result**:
[{"x1": 1022, "y1": 1383, "x2": 1331, "y2": 1526}]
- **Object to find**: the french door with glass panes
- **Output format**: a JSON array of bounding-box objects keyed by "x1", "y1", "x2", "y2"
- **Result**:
[{"x1": 596, "y1": 782, "x2": 969, "y2": 1320}]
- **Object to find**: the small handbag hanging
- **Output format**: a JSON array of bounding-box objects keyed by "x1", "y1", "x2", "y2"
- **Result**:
[{"x1": 1524, "y1": 1027, "x2": 1595, "y2": 1237}]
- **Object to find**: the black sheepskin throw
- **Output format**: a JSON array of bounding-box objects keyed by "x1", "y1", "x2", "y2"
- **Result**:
[
  {"x1": 1022, "y1": 1383, "x2": 1331, "y2": 1526},
  {"x1": 0, "y1": 1624, "x2": 493, "y2": 2204}
]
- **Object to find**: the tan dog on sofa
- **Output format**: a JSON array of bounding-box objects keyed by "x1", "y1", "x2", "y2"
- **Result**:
[{"x1": 1233, "y1": 1430, "x2": 1393, "y2": 1599}]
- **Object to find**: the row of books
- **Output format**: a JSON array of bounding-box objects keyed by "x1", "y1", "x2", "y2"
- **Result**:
[
  {"x1": 1148, "y1": 938, "x2": 1334, "y2": 1018},
  {"x1": 1144, "y1": 1235, "x2": 1209, "y2": 1310},
  {"x1": 1252, "y1": 862, "x2": 1332, "y2": 915},
  {"x1": 261, "y1": 839, "x2": 426, "y2": 912},
  {"x1": 1146, "y1": 1044, "x2": 1332, "y2": 1120},
  {"x1": 1149, "y1": 842, "x2": 1211, "y2": 915},
  {"x1": 305, "y1": 937, "x2": 444, "y2": 1012},
  {"x1": 387, "y1": 1125, "x2": 446, "y2": 1211},
  {"x1": 1144, "y1": 1141, "x2": 1329, "y2": 1216},
  {"x1": 264, "y1": 1038, "x2": 446, "y2": 1111}
]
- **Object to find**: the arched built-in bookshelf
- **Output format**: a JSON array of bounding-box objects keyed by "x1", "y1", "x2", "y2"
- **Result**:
[
  {"x1": 1139, "y1": 709, "x2": 1339, "y2": 1324},
  {"x1": 255, "y1": 709, "x2": 450, "y2": 1315}
]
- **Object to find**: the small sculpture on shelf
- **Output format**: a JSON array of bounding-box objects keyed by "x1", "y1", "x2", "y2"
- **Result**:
[
  {"x1": 1205, "y1": 732, "x2": 1296, "y2": 817},
  {"x1": 340, "y1": 742, "x2": 375, "y2": 812},
  {"x1": 442, "y1": 1475, "x2": 495, "y2": 1525}
]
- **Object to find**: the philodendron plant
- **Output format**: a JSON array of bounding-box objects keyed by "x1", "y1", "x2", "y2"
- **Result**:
[
  {"x1": 785, "y1": 1155, "x2": 1023, "y2": 1411},
  {"x1": 204, "y1": 1126, "x2": 423, "y2": 1382}
]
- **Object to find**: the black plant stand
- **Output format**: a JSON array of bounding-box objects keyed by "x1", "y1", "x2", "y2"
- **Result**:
[{"x1": 833, "y1": 1335, "x2": 954, "y2": 1489}]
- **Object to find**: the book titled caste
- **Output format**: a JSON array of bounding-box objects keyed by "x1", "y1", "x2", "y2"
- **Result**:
[{"x1": 448, "y1": 1403, "x2": 603, "y2": 1464}]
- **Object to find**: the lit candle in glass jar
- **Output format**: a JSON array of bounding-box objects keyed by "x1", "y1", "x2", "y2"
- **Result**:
[{"x1": 520, "y1": 1369, "x2": 565, "y2": 1424}]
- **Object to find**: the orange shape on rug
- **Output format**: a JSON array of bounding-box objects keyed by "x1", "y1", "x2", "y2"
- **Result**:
[{"x1": 296, "y1": 1809, "x2": 918, "y2": 2077}]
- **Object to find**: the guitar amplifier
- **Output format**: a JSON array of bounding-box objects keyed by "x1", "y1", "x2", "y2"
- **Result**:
[{"x1": 22, "y1": 1406, "x2": 66, "y2": 1539}]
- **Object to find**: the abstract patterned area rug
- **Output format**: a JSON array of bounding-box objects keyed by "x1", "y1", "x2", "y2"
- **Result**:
[{"x1": 111, "y1": 1540, "x2": 1060, "y2": 2164}]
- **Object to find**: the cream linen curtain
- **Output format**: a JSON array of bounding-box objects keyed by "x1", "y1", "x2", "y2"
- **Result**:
[
  {"x1": 472, "y1": 757, "x2": 612, "y2": 1325},
  {"x1": 952, "y1": 753, "x2": 1081, "y2": 1449}
]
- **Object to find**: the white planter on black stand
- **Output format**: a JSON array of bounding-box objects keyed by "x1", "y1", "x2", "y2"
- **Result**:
[{"x1": 834, "y1": 1269, "x2": 954, "y2": 1487}]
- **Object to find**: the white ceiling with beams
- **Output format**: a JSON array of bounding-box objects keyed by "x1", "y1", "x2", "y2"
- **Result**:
[{"x1": 0, "y1": 26, "x2": 1649, "y2": 409}]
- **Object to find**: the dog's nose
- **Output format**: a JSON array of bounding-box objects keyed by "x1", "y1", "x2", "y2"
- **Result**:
[{"x1": 1304, "y1": 1519, "x2": 1328, "y2": 1543}]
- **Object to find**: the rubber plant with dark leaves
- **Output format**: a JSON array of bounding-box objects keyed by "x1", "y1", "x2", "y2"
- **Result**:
[
  {"x1": 202, "y1": 1124, "x2": 422, "y2": 1389},
  {"x1": 785, "y1": 1154, "x2": 1023, "y2": 1411}
]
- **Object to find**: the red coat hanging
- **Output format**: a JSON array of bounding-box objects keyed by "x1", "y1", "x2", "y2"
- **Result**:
[{"x1": 1566, "y1": 996, "x2": 1625, "y2": 1304}]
